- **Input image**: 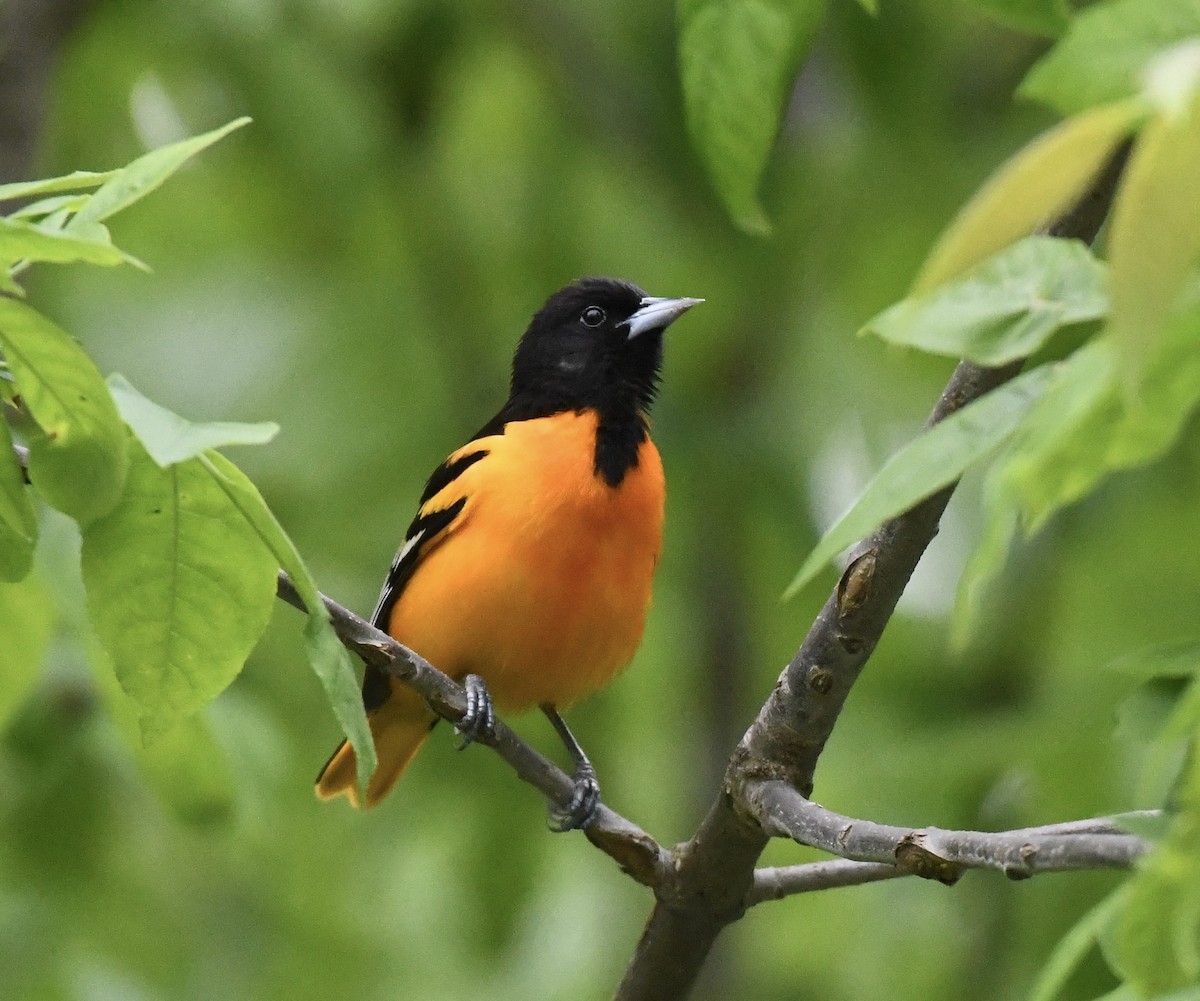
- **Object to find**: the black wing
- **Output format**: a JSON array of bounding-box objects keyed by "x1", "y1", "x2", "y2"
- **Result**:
[{"x1": 360, "y1": 448, "x2": 488, "y2": 712}]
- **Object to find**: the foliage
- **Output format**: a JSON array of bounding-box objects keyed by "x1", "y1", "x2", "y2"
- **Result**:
[
  {"x1": 4, "y1": 0, "x2": 1200, "y2": 1000},
  {"x1": 0, "y1": 122, "x2": 376, "y2": 787}
]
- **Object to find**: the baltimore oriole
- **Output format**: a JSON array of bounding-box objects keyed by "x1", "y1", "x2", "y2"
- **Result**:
[{"x1": 315, "y1": 277, "x2": 701, "y2": 828}]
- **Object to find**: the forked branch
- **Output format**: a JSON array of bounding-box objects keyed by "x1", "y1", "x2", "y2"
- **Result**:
[
  {"x1": 613, "y1": 141, "x2": 1134, "y2": 1001},
  {"x1": 745, "y1": 780, "x2": 1149, "y2": 886}
]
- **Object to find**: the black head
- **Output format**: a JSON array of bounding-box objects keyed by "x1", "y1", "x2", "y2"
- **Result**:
[{"x1": 505, "y1": 276, "x2": 701, "y2": 423}]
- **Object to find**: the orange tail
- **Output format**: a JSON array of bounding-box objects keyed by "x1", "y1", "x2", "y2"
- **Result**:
[{"x1": 315, "y1": 683, "x2": 436, "y2": 808}]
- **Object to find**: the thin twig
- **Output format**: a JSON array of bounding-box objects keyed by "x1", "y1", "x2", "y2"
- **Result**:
[{"x1": 749, "y1": 860, "x2": 905, "y2": 901}]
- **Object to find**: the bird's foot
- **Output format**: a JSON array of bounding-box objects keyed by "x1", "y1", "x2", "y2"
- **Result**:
[
  {"x1": 541, "y1": 704, "x2": 601, "y2": 831},
  {"x1": 548, "y1": 759, "x2": 601, "y2": 832},
  {"x1": 456, "y1": 674, "x2": 497, "y2": 749}
]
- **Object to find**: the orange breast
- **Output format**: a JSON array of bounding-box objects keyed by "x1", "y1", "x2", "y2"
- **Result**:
[{"x1": 387, "y1": 410, "x2": 664, "y2": 711}]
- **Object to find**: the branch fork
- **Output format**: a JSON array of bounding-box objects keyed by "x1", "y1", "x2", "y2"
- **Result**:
[{"x1": 743, "y1": 778, "x2": 1149, "y2": 888}]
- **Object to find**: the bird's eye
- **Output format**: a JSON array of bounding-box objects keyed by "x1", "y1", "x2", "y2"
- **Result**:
[{"x1": 581, "y1": 306, "x2": 606, "y2": 327}]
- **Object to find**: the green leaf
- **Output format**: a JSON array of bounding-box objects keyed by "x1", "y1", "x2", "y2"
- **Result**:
[
  {"x1": 9, "y1": 194, "x2": 91, "y2": 221},
  {"x1": 1001, "y1": 340, "x2": 1121, "y2": 531},
  {"x1": 951, "y1": 308, "x2": 1199, "y2": 629},
  {"x1": 864, "y1": 236, "x2": 1107, "y2": 365},
  {"x1": 914, "y1": 100, "x2": 1145, "y2": 294},
  {"x1": 1110, "y1": 304, "x2": 1200, "y2": 465},
  {"x1": 1020, "y1": 0, "x2": 1200, "y2": 117},
  {"x1": 784, "y1": 364, "x2": 1055, "y2": 598},
  {"x1": 0, "y1": 169, "x2": 119, "y2": 202},
  {"x1": 678, "y1": 0, "x2": 827, "y2": 233},
  {"x1": 80, "y1": 440, "x2": 277, "y2": 728},
  {"x1": 196, "y1": 450, "x2": 377, "y2": 796},
  {"x1": 70, "y1": 117, "x2": 251, "y2": 230},
  {"x1": 968, "y1": 0, "x2": 1069, "y2": 39},
  {"x1": 0, "y1": 297, "x2": 128, "y2": 524},
  {"x1": 0, "y1": 417, "x2": 36, "y2": 582},
  {"x1": 302, "y1": 613, "x2": 378, "y2": 792},
  {"x1": 950, "y1": 460, "x2": 1019, "y2": 649},
  {"x1": 0, "y1": 216, "x2": 130, "y2": 268},
  {"x1": 0, "y1": 574, "x2": 53, "y2": 731},
  {"x1": 958, "y1": 309, "x2": 1200, "y2": 646},
  {"x1": 1005, "y1": 305, "x2": 1200, "y2": 533},
  {"x1": 1028, "y1": 887, "x2": 1126, "y2": 1001},
  {"x1": 107, "y1": 373, "x2": 278, "y2": 466},
  {"x1": 1108, "y1": 89, "x2": 1200, "y2": 379}
]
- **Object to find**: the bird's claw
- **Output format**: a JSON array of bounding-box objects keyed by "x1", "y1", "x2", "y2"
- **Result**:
[
  {"x1": 456, "y1": 674, "x2": 497, "y2": 749},
  {"x1": 548, "y1": 760, "x2": 600, "y2": 832}
]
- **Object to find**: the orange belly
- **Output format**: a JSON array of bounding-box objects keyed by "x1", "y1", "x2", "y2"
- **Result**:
[{"x1": 387, "y1": 410, "x2": 664, "y2": 710}]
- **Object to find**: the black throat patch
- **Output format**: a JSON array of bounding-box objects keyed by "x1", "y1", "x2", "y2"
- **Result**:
[{"x1": 593, "y1": 413, "x2": 647, "y2": 487}]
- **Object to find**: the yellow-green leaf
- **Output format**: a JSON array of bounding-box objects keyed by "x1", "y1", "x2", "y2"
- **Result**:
[
  {"x1": 1020, "y1": 0, "x2": 1200, "y2": 116},
  {"x1": 108, "y1": 373, "x2": 278, "y2": 466},
  {"x1": 69, "y1": 118, "x2": 250, "y2": 230},
  {"x1": 865, "y1": 235, "x2": 1107, "y2": 365},
  {"x1": 0, "y1": 170, "x2": 118, "y2": 202},
  {"x1": 914, "y1": 100, "x2": 1145, "y2": 294},
  {"x1": 1004, "y1": 305, "x2": 1200, "y2": 533},
  {"x1": 1108, "y1": 90, "x2": 1200, "y2": 379},
  {"x1": 1028, "y1": 888, "x2": 1127, "y2": 1001},
  {"x1": 197, "y1": 450, "x2": 377, "y2": 797},
  {"x1": 678, "y1": 0, "x2": 827, "y2": 233},
  {"x1": 0, "y1": 216, "x2": 130, "y2": 269},
  {"x1": 785, "y1": 365, "x2": 1055, "y2": 598},
  {"x1": 80, "y1": 440, "x2": 277, "y2": 727}
]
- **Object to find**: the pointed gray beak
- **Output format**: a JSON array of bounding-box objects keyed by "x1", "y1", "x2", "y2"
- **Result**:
[{"x1": 623, "y1": 295, "x2": 704, "y2": 339}]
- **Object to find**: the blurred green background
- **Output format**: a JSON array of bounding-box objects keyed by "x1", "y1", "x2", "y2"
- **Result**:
[{"x1": 3, "y1": 1, "x2": 1185, "y2": 999}]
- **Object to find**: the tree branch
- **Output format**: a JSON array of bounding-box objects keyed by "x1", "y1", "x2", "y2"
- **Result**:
[
  {"x1": 274, "y1": 571, "x2": 671, "y2": 887},
  {"x1": 613, "y1": 140, "x2": 1133, "y2": 1001},
  {"x1": 745, "y1": 805, "x2": 1156, "y2": 904},
  {"x1": 745, "y1": 780, "x2": 1150, "y2": 886}
]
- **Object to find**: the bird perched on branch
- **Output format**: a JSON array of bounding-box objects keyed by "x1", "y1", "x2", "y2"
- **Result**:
[{"x1": 316, "y1": 276, "x2": 701, "y2": 829}]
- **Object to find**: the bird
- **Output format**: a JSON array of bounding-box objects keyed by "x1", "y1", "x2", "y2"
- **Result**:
[{"x1": 315, "y1": 276, "x2": 701, "y2": 829}]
